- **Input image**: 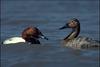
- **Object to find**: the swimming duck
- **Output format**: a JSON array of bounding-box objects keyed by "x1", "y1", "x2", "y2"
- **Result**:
[
  {"x1": 59, "y1": 18, "x2": 100, "y2": 49},
  {"x1": 3, "y1": 26, "x2": 48, "y2": 44}
]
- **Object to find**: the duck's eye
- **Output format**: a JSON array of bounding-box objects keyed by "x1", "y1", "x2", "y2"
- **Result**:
[
  {"x1": 72, "y1": 21, "x2": 74, "y2": 22},
  {"x1": 70, "y1": 22, "x2": 74, "y2": 25}
]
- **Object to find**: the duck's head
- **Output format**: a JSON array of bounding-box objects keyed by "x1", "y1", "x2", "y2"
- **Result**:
[
  {"x1": 59, "y1": 18, "x2": 80, "y2": 29},
  {"x1": 22, "y1": 26, "x2": 48, "y2": 42}
]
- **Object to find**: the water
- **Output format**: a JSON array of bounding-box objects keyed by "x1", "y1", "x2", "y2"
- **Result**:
[{"x1": 1, "y1": 0, "x2": 99, "y2": 67}]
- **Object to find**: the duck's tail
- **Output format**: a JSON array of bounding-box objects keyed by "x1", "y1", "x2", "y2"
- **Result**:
[{"x1": 91, "y1": 40, "x2": 100, "y2": 48}]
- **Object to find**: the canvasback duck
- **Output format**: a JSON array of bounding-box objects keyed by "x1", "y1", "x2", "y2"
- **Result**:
[
  {"x1": 3, "y1": 26, "x2": 48, "y2": 44},
  {"x1": 59, "y1": 18, "x2": 100, "y2": 49}
]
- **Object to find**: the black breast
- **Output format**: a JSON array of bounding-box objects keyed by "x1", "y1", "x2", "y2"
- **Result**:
[{"x1": 27, "y1": 38, "x2": 40, "y2": 44}]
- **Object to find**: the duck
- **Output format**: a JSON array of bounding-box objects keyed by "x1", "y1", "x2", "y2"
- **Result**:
[
  {"x1": 3, "y1": 26, "x2": 48, "y2": 44},
  {"x1": 59, "y1": 18, "x2": 100, "y2": 49}
]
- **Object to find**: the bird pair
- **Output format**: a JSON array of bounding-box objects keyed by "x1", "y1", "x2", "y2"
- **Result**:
[{"x1": 3, "y1": 18, "x2": 100, "y2": 49}]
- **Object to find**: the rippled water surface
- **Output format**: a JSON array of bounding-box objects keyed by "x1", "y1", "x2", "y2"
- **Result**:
[{"x1": 1, "y1": 0, "x2": 99, "y2": 67}]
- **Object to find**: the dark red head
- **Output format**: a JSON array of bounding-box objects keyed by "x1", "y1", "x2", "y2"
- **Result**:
[{"x1": 22, "y1": 26, "x2": 48, "y2": 44}]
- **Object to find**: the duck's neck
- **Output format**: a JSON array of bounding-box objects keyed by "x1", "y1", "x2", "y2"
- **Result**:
[{"x1": 64, "y1": 26, "x2": 80, "y2": 42}]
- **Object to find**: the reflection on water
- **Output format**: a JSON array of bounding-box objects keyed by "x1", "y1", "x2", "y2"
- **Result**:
[{"x1": 1, "y1": 0, "x2": 99, "y2": 67}]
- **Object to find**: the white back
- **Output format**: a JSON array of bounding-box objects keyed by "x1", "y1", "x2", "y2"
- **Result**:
[{"x1": 3, "y1": 37, "x2": 26, "y2": 44}]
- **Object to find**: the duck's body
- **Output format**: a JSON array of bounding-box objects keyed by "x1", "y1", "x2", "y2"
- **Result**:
[
  {"x1": 3, "y1": 37, "x2": 25, "y2": 44},
  {"x1": 63, "y1": 36, "x2": 100, "y2": 48},
  {"x1": 60, "y1": 18, "x2": 100, "y2": 49},
  {"x1": 3, "y1": 26, "x2": 48, "y2": 45}
]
